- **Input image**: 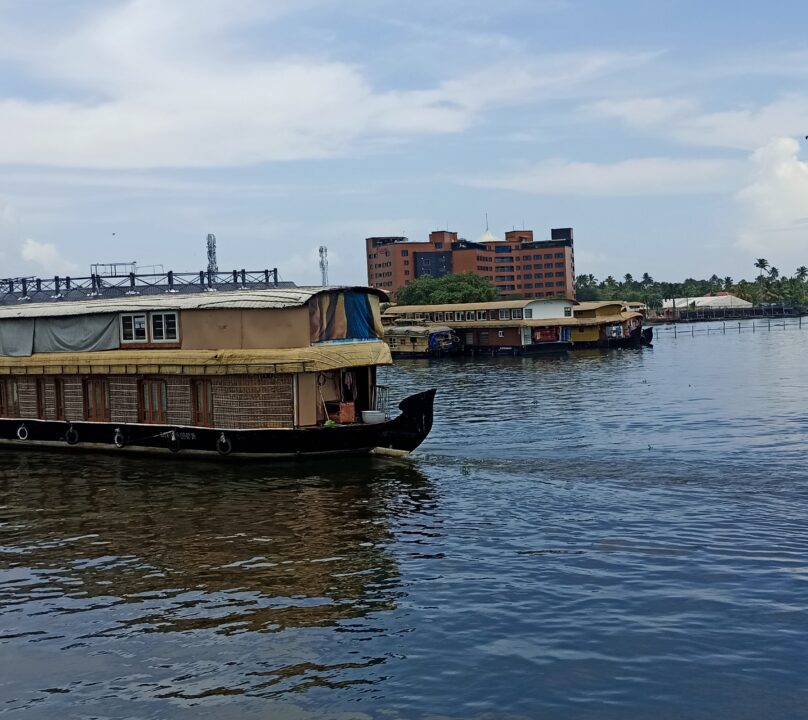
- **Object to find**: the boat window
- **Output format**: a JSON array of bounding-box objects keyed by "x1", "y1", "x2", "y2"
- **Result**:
[
  {"x1": 524, "y1": 309, "x2": 533, "y2": 319},
  {"x1": 192, "y1": 379, "x2": 214, "y2": 427},
  {"x1": 84, "y1": 378, "x2": 110, "y2": 422},
  {"x1": 35, "y1": 379, "x2": 46, "y2": 419},
  {"x1": 455, "y1": 312, "x2": 463, "y2": 321},
  {"x1": 54, "y1": 379, "x2": 65, "y2": 420},
  {"x1": 139, "y1": 379, "x2": 168, "y2": 424},
  {"x1": 151, "y1": 312, "x2": 179, "y2": 342},
  {"x1": 499, "y1": 309, "x2": 511, "y2": 320},
  {"x1": 0, "y1": 379, "x2": 20, "y2": 417},
  {"x1": 476, "y1": 311, "x2": 487, "y2": 320},
  {"x1": 121, "y1": 313, "x2": 147, "y2": 343},
  {"x1": 465, "y1": 311, "x2": 474, "y2": 321}
]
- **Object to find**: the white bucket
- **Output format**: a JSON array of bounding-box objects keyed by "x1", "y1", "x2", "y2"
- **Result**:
[{"x1": 361, "y1": 410, "x2": 386, "y2": 424}]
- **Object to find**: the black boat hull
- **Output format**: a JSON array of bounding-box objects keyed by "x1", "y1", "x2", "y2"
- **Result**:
[{"x1": 0, "y1": 389, "x2": 437, "y2": 460}]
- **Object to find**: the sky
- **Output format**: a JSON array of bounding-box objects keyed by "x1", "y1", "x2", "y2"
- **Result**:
[{"x1": 0, "y1": 0, "x2": 807, "y2": 286}]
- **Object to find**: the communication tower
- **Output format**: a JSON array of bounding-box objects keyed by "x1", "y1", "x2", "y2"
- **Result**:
[
  {"x1": 206, "y1": 233, "x2": 218, "y2": 275},
  {"x1": 319, "y1": 246, "x2": 329, "y2": 286}
]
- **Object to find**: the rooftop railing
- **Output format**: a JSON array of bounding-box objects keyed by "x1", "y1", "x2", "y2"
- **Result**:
[{"x1": 0, "y1": 269, "x2": 289, "y2": 305}]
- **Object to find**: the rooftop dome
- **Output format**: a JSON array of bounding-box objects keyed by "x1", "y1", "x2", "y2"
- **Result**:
[{"x1": 478, "y1": 229, "x2": 502, "y2": 243}]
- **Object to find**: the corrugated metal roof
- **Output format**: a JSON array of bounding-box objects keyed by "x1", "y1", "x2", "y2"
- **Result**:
[
  {"x1": 573, "y1": 301, "x2": 629, "y2": 311},
  {"x1": 0, "y1": 286, "x2": 386, "y2": 320}
]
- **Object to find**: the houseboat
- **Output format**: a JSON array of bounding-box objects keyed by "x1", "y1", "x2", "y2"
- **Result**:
[
  {"x1": 0, "y1": 285, "x2": 436, "y2": 459},
  {"x1": 567, "y1": 301, "x2": 645, "y2": 349},
  {"x1": 383, "y1": 323, "x2": 458, "y2": 358},
  {"x1": 383, "y1": 299, "x2": 575, "y2": 355}
]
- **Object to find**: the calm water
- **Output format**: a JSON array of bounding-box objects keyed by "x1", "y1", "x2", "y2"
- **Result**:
[{"x1": 3, "y1": 322, "x2": 808, "y2": 719}]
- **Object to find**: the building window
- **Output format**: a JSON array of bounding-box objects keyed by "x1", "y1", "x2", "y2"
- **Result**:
[
  {"x1": 401, "y1": 249, "x2": 409, "y2": 256},
  {"x1": 455, "y1": 312, "x2": 464, "y2": 321},
  {"x1": 480, "y1": 331, "x2": 490, "y2": 345},
  {"x1": 139, "y1": 379, "x2": 168, "y2": 424},
  {"x1": 498, "y1": 330, "x2": 505, "y2": 338},
  {"x1": 151, "y1": 312, "x2": 179, "y2": 342},
  {"x1": 544, "y1": 254, "x2": 553, "y2": 259},
  {"x1": 512, "y1": 309, "x2": 523, "y2": 319},
  {"x1": 499, "y1": 309, "x2": 511, "y2": 320},
  {"x1": 192, "y1": 379, "x2": 214, "y2": 426},
  {"x1": 525, "y1": 274, "x2": 533, "y2": 280},
  {"x1": 435, "y1": 242, "x2": 443, "y2": 249},
  {"x1": 556, "y1": 281, "x2": 565, "y2": 287},
  {"x1": 556, "y1": 272, "x2": 565, "y2": 277},
  {"x1": 121, "y1": 313, "x2": 147, "y2": 343},
  {"x1": 84, "y1": 378, "x2": 110, "y2": 422},
  {"x1": 404, "y1": 270, "x2": 410, "y2": 276},
  {"x1": 524, "y1": 283, "x2": 533, "y2": 289},
  {"x1": 564, "y1": 307, "x2": 572, "y2": 317},
  {"x1": 524, "y1": 264, "x2": 532, "y2": 270},
  {"x1": 476, "y1": 311, "x2": 487, "y2": 320},
  {"x1": 54, "y1": 379, "x2": 65, "y2": 420},
  {"x1": 555, "y1": 262, "x2": 564, "y2": 268},
  {"x1": 0, "y1": 379, "x2": 19, "y2": 417},
  {"x1": 465, "y1": 311, "x2": 475, "y2": 321},
  {"x1": 36, "y1": 379, "x2": 46, "y2": 419},
  {"x1": 544, "y1": 263, "x2": 553, "y2": 269},
  {"x1": 404, "y1": 260, "x2": 410, "y2": 265},
  {"x1": 554, "y1": 252, "x2": 564, "y2": 258},
  {"x1": 524, "y1": 309, "x2": 533, "y2": 319}
]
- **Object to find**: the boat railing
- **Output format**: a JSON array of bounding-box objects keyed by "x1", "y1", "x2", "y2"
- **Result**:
[{"x1": 0, "y1": 269, "x2": 287, "y2": 305}]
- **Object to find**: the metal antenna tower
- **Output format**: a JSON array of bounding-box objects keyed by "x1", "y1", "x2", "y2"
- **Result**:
[
  {"x1": 206, "y1": 233, "x2": 218, "y2": 275},
  {"x1": 319, "y1": 246, "x2": 329, "y2": 286}
]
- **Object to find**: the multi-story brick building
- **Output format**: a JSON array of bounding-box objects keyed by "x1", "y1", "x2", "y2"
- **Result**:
[{"x1": 365, "y1": 227, "x2": 575, "y2": 299}]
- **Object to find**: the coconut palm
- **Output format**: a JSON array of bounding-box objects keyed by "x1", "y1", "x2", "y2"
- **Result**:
[
  {"x1": 754, "y1": 258, "x2": 769, "y2": 281},
  {"x1": 796, "y1": 266, "x2": 808, "y2": 282},
  {"x1": 724, "y1": 276, "x2": 734, "y2": 291}
]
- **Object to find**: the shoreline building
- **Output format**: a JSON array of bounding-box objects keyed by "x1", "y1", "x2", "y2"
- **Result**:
[{"x1": 366, "y1": 227, "x2": 575, "y2": 300}]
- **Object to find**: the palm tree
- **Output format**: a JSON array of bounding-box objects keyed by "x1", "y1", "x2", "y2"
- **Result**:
[
  {"x1": 796, "y1": 266, "x2": 808, "y2": 282},
  {"x1": 641, "y1": 272, "x2": 653, "y2": 288},
  {"x1": 754, "y1": 258, "x2": 769, "y2": 281},
  {"x1": 724, "y1": 276, "x2": 734, "y2": 291},
  {"x1": 769, "y1": 266, "x2": 780, "y2": 280}
]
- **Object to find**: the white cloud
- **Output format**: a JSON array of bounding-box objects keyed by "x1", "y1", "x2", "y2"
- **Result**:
[
  {"x1": 20, "y1": 238, "x2": 79, "y2": 275},
  {"x1": 463, "y1": 156, "x2": 738, "y2": 196},
  {"x1": 736, "y1": 137, "x2": 808, "y2": 265},
  {"x1": 590, "y1": 94, "x2": 808, "y2": 151},
  {"x1": 0, "y1": 1, "x2": 648, "y2": 169},
  {"x1": 0, "y1": 197, "x2": 78, "y2": 277},
  {"x1": 589, "y1": 97, "x2": 697, "y2": 129}
]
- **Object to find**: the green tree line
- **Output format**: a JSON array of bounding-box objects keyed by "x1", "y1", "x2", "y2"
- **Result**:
[
  {"x1": 576, "y1": 259, "x2": 808, "y2": 308},
  {"x1": 394, "y1": 273, "x2": 497, "y2": 305}
]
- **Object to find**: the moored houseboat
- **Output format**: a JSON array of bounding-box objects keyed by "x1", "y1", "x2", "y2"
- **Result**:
[
  {"x1": 0, "y1": 286, "x2": 435, "y2": 459},
  {"x1": 383, "y1": 323, "x2": 458, "y2": 358},
  {"x1": 568, "y1": 301, "x2": 645, "y2": 349},
  {"x1": 383, "y1": 299, "x2": 575, "y2": 355}
]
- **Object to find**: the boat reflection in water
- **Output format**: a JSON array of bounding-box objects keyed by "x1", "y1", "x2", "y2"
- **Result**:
[{"x1": 0, "y1": 451, "x2": 436, "y2": 704}]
